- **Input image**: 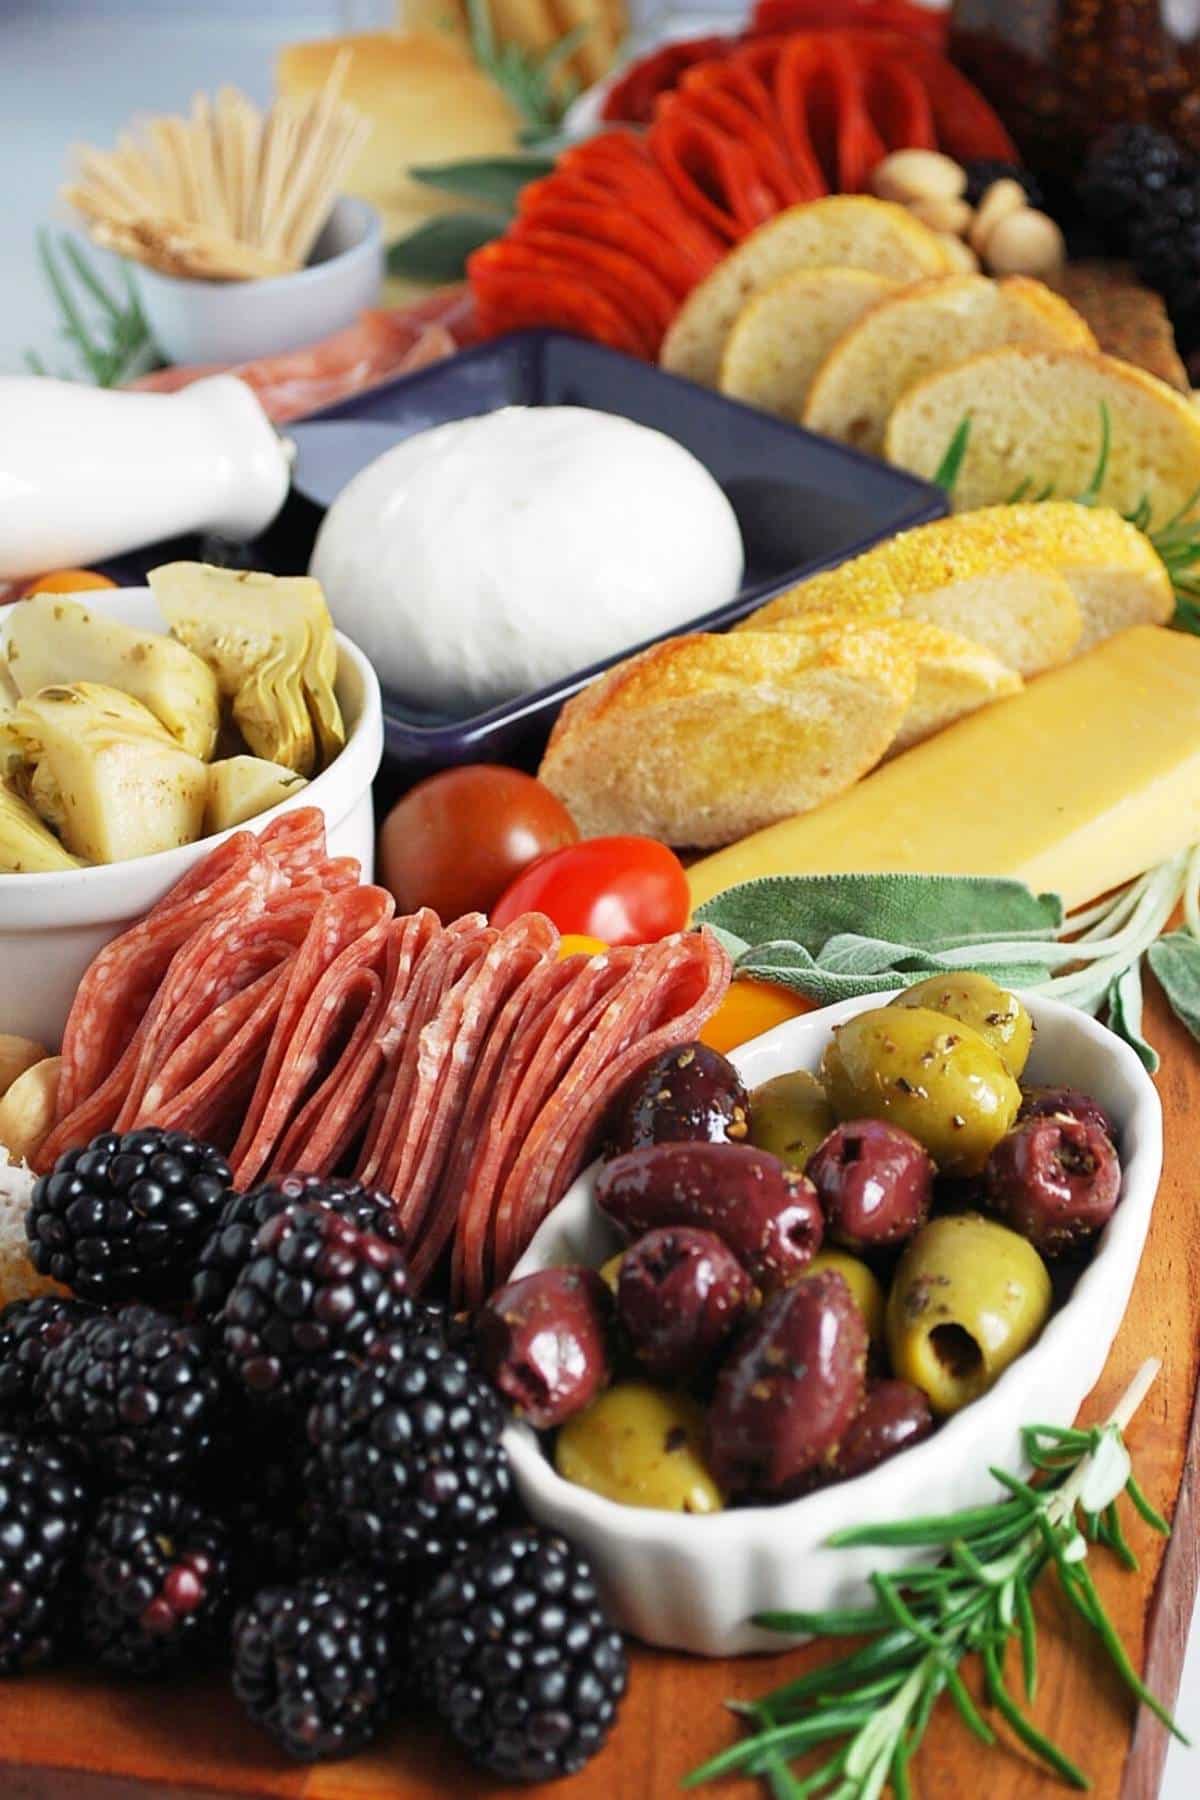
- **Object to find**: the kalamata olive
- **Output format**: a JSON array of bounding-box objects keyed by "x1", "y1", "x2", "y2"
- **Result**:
[
  {"x1": 477, "y1": 1267, "x2": 612, "y2": 1429},
  {"x1": 984, "y1": 1115, "x2": 1121, "y2": 1255},
  {"x1": 890, "y1": 973, "x2": 1034, "y2": 1077},
  {"x1": 706, "y1": 1271, "x2": 868, "y2": 1498},
  {"x1": 555, "y1": 1382, "x2": 724, "y2": 1513},
  {"x1": 1018, "y1": 1085, "x2": 1117, "y2": 1145},
  {"x1": 806, "y1": 1119, "x2": 934, "y2": 1250},
  {"x1": 747, "y1": 1070, "x2": 835, "y2": 1170},
  {"x1": 822, "y1": 1006, "x2": 1021, "y2": 1177},
  {"x1": 607, "y1": 1042, "x2": 749, "y2": 1156},
  {"x1": 595, "y1": 1142, "x2": 823, "y2": 1294},
  {"x1": 886, "y1": 1214, "x2": 1051, "y2": 1415},
  {"x1": 800, "y1": 1250, "x2": 886, "y2": 1344},
  {"x1": 598, "y1": 1252, "x2": 625, "y2": 1295},
  {"x1": 830, "y1": 1380, "x2": 935, "y2": 1481},
  {"x1": 617, "y1": 1227, "x2": 753, "y2": 1381}
]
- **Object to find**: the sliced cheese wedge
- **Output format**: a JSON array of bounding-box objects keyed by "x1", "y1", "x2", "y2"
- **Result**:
[{"x1": 687, "y1": 626, "x2": 1200, "y2": 913}]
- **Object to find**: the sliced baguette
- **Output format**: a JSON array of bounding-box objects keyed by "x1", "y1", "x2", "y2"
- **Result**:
[
  {"x1": 745, "y1": 502, "x2": 1171, "y2": 666},
  {"x1": 659, "y1": 197, "x2": 953, "y2": 389},
  {"x1": 752, "y1": 613, "x2": 1022, "y2": 753},
  {"x1": 539, "y1": 628, "x2": 917, "y2": 848},
  {"x1": 803, "y1": 274, "x2": 1096, "y2": 456},
  {"x1": 885, "y1": 345, "x2": 1200, "y2": 522},
  {"x1": 719, "y1": 267, "x2": 900, "y2": 421}
]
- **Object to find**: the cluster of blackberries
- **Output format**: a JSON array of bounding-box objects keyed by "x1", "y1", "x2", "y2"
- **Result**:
[
  {"x1": 1080, "y1": 124, "x2": 1200, "y2": 347},
  {"x1": 2, "y1": 1129, "x2": 626, "y2": 1779}
]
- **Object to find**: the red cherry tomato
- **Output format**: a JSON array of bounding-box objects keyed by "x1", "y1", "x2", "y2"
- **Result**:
[
  {"x1": 489, "y1": 836, "x2": 690, "y2": 944},
  {"x1": 378, "y1": 766, "x2": 578, "y2": 921}
]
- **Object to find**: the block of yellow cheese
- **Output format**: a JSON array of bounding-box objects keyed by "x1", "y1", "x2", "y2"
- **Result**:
[{"x1": 687, "y1": 626, "x2": 1200, "y2": 914}]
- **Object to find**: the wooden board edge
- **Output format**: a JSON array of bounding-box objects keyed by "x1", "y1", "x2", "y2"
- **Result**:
[{"x1": 0, "y1": 1759, "x2": 235, "y2": 1800}]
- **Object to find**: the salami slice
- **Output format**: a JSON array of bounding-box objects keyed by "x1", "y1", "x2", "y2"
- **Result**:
[
  {"x1": 146, "y1": 968, "x2": 293, "y2": 1147},
  {"x1": 270, "y1": 909, "x2": 442, "y2": 1178},
  {"x1": 230, "y1": 885, "x2": 395, "y2": 1187},
  {"x1": 257, "y1": 808, "x2": 330, "y2": 884}
]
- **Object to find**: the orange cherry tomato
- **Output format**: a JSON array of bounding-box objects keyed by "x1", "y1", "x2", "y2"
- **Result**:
[
  {"x1": 490, "y1": 836, "x2": 689, "y2": 945},
  {"x1": 700, "y1": 976, "x2": 816, "y2": 1054},
  {"x1": 19, "y1": 568, "x2": 117, "y2": 597},
  {"x1": 378, "y1": 766, "x2": 578, "y2": 921},
  {"x1": 557, "y1": 934, "x2": 609, "y2": 960}
]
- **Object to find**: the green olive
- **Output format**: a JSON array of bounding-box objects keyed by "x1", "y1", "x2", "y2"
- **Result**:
[
  {"x1": 885, "y1": 1213, "x2": 1052, "y2": 1415},
  {"x1": 747, "y1": 1069, "x2": 836, "y2": 1170},
  {"x1": 890, "y1": 973, "x2": 1034, "y2": 1077},
  {"x1": 820, "y1": 1006, "x2": 1021, "y2": 1176},
  {"x1": 801, "y1": 1250, "x2": 885, "y2": 1344},
  {"x1": 555, "y1": 1382, "x2": 724, "y2": 1513}
]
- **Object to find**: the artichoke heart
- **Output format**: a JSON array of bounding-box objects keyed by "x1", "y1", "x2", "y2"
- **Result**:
[
  {"x1": 14, "y1": 683, "x2": 208, "y2": 865},
  {"x1": 205, "y1": 755, "x2": 307, "y2": 834},
  {"x1": 148, "y1": 562, "x2": 345, "y2": 776},
  {"x1": 5, "y1": 595, "x2": 220, "y2": 760},
  {"x1": 0, "y1": 654, "x2": 18, "y2": 707},
  {"x1": 0, "y1": 779, "x2": 83, "y2": 872}
]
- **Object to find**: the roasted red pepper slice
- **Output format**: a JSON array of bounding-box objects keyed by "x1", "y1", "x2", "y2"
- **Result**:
[
  {"x1": 469, "y1": 249, "x2": 650, "y2": 359},
  {"x1": 515, "y1": 191, "x2": 707, "y2": 296},
  {"x1": 676, "y1": 71, "x2": 805, "y2": 207},
  {"x1": 861, "y1": 53, "x2": 937, "y2": 151},
  {"x1": 472, "y1": 239, "x2": 657, "y2": 357},
  {"x1": 556, "y1": 138, "x2": 726, "y2": 269},
  {"x1": 512, "y1": 225, "x2": 679, "y2": 340},
  {"x1": 650, "y1": 94, "x2": 779, "y2": 241},
  {"x1": 751, "y1": 1, "x2": 948, "y2": 48},
  {"x1": 601, "y1": 35, "x2": 738, "y2": 124},
  {"x1": 843, "y1": 31, "x2": 1017, "y2": 161}
]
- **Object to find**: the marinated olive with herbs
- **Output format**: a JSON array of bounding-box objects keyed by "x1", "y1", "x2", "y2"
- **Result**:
[
  {"x1": 985, "y1": 1115, "x2": 1121, "y2": 1255},
  {"x1": 822, "y1": 1006, "x2": 1021, "y2": 1177},
  {"x1": 707, "y1": 1271, "x2": 868, "y2": 1498},
  {"x1": 800, "y1": 1250, "x2": 886, "y2": 1345},
  {"x1": 891, "y1": 973, "x2": 1034, "y2": 1077},
  {"x1": 807, "y1": 1118, "x2": 934, "y2": 1251},
  {"x1": 617, "y1": 1227, "x2": 753, "y2": 1382},
  {"x1": 477, "y1": 1266, "x2": 613, "y2": 1428},
  {"x1": 747, "y1": 1069, "x2": 835, "y2": 1171},
  {"x1": 595, "y1": 1142, "x2": 823, "y2": 1294},
  {"x1": 886, "y1": 1213, "x2": 1052, "y2": 1416},
  {"x1": 830, "y1": 1379, "x2": 935, "y2": 1481},
  {"x1": 607, "y1": 1042, "x2": 749, "y2": 1156},
  {"x1": 1019, "y1": 1085, "x2": 1117, "y2": 1144},
  {"x1": 555, "y1": 1382, "x2": 724, "y2": 1513}
]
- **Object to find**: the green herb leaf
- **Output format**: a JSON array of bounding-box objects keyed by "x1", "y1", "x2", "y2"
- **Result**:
[
  {"x1": 386, "y1": 211, "x2": 506, "y2": 283},
  {"x1": 931, "y1": 415, "x2": 971, "y2": 492},
  {"x1": 1106, "y1": 962, "x2": 1158, "y2": 1072},
  {"x1": 29, "y1": 230, "x2": 158, "y2": 387},
  {"x1": 409, "y1": 153, "x2": 555, "y2": 211},
  {"x1": 465, "y1": 0, "x2": 583, "y2": 135},
  {"x1": 1147, "y1": 930, "x2": 1200, "y2": 1042}
]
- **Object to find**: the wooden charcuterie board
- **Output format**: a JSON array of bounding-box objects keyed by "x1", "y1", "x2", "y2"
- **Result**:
[{"x1": 4, "y1": 976, "x2": 1198, "y2": 1800}]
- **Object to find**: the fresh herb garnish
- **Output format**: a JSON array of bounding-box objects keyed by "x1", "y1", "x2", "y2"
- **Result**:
[
  {"x1": 688, "y1": 1359, "x2": 1186, "y2": 1798},
  {"x1": 466, "y1": 0, "x2": 587, "y2": 142},
  {"x1": 933, "y1": 404, "x2": 1200, "y2": 634},
  {"x1": 386, "y1": 210, "x2": 508, "y2": 282},
  {"x1": 26, "y1": 229, "x2": 159, "y2": 387}
]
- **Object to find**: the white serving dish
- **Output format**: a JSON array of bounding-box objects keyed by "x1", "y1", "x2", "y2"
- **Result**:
[
  {"x1": 0, "y1": 585, "x2": 382, "y2": 1045},
  {"x1": 505, "y1": 989, "x2": 1163, "y2": 1656},
  {"x1": 129, "y1": 196, "x2": 383, "y2": 367}
]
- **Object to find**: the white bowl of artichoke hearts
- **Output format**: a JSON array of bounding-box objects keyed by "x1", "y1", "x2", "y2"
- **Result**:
[{"x1": 0, "y1": 564, "x2": 382, "y2": 1041}]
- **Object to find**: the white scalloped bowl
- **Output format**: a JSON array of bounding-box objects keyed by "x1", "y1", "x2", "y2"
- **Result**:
[{"x1": 504, "y1": 990, "x2": 1163, "y2": 1656}]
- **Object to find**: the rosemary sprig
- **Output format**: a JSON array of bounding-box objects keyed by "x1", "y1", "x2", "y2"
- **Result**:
[
  {"x1": 933, "y1": 404, "x2": 1200, "y2": 634},
  {"x1": 27, "y1": 230, "x2": 158, "y2": 387},
  {"x1": 688, "y1": 1360, "x2": 1186, "y2": 1798},
  {"x1": 466, "y1": 0, "x2": 587, "y2": 142}
]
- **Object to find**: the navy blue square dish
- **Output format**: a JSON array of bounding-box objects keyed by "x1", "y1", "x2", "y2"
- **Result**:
[{"x1": 296, "y1": 330, "x2": 948, "y2": 779}]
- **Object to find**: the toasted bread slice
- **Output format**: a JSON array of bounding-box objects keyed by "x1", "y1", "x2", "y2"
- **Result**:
[
  {"x1": 753, "y1": 613, "x2": 1022, "y2": 753},
  {"x1": 746, "y1": 502, "x2": 1171, "y2": 666},
  {"x1": 1044, "y1": 260, "x2": 1188, "y2": 390},
  {"x1": 659, "y1": 197, "x2": 952, "y2": 388},
  {"x1": 719, "y1": 267, "x2": 899, "y2": 420},
  {"x1": 803, "y1": 275, "x2": 1096, "y2": 456},
  {"x1": 539, "y1": 629, "x2": 917, "y2": 848},
  {"x1": 885, "y1": 345, "x2": 1200, "y2": 522}
]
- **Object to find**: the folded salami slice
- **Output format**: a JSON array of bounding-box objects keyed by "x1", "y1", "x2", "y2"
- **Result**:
[
  {"x1": 270, "y1": 909, "x2": 442, "y2": 1178},
  {"x1": 463, "y1": 929, "x2": 731, "y2": 1305},
  {"x1": 147, "y1": 968, "x2": 293, "y2": 1147},
  {"x1": 230, "y1": 885, "x2": 396, "y2": 1187},
  {"x1": 257, "y1": 808, "x2": 330, "y2": 884}
]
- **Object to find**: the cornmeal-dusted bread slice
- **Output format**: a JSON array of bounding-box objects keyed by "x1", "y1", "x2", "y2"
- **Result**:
[
  {"x1": 746, "y1": 502, "x2": 1171, "y2": 665},
  {"x1": 803, "y1": 275, "x2": 1096, "y2": 455},
  {"x1": 539, "y1": 629, "x2": 918, "y2": 848},
  {"x1": 659, "y1": 197, "x2": 953, "y2": 388},
  {"x1": 752, "y1": 613, "x2": 1022, "y2": 752},
  {"x1": 885, "y1": 346, "x2": 1200, "y2": 521},
  {"x1": 719, "y1": 267, "x2": 899, "y2": 420}
]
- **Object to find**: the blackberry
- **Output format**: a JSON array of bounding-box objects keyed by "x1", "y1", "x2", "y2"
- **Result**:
[
  {"x1": 306, "y1": 1334, "x2": 511, "y2": 1575},
  {"x1": 1130, "y1": 180, "x2": 1200, "y2": 339},
  {"x1": 219, "y1": 1203, "x2": 413, "y2": 1415},
  {"x1": 193, "y1": 1174, "x2": 403, "y2": 1317},
  {"x1": 0, "y1": 1295, "x2": 95, "y2": 1429},
  {"x1": 36, "y1": 1304, "x2": 223, "y2": 1485},
  {"x1": 27, "y1": 1128, "x2": 233, "y2": 1304},
  {"x1": 413, "y1": 1527, "x2": 628, "y2": 1782},
  {"x1": 232, "y1": 1570, "x2": 401, "y2": 1761},
  {"x1": 0, "y1": 1431, "x2": 90, "y2": 1673},
  {"x1": 1080, "y1": 124, "x2": 1195, "y2": 247},
  {"x1": 80, "y1": 1485, "x2": 232, "y2": 1674},
  {"x1": 962, "y1": 159, "x2": 1044, "y2": 211}
]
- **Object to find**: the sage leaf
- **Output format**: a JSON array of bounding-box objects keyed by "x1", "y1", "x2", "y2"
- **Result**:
[
  {"x1": 1106, "y1": 962, "x2": 1158, "y2": 1072},
  {"x1": 409, "y1": 154, "x2": 555, "y2": 211},
  {"x1": 1147, "y1": 931, "x2": 1200, "y2": 1041},
  {"x1": 386, "y1": 211, "x2": 505, "y2": 283}
]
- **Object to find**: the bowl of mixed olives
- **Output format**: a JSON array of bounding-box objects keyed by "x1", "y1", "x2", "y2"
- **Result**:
[{"x1": 484, "y1": 975, "x2": 1162, "y2": 1656}]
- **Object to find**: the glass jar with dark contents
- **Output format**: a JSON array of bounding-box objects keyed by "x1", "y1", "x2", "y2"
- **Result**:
[{"x1": 949, "y1": 0, "x2": 1200, "y2": 172}]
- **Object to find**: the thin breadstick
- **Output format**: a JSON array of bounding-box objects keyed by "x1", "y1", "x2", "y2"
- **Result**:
[
  {"x1": 188, "y1": 93, "x2": 227, "y2": 233},
  {"x1": 75, "y1": 148, "x2": 151, "y2": 216},
  {"x1": 284, "y1": 112, "x2": 371, "y2": 267},
  {"x1": 267, "y1": 53, "x2": 353, "y2": 258}
]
